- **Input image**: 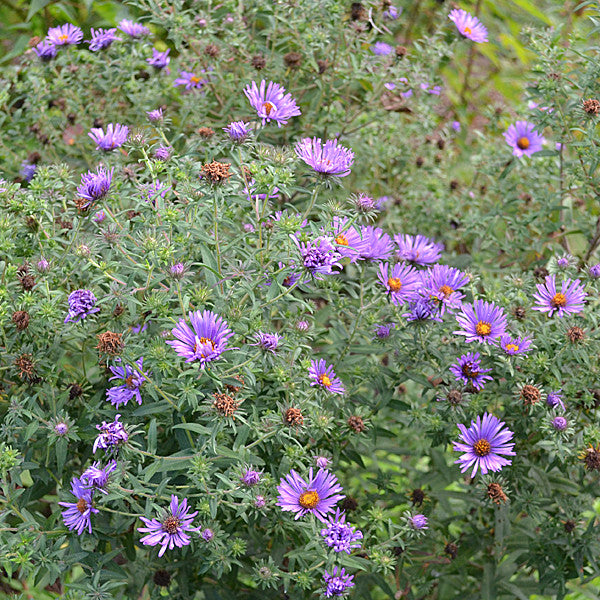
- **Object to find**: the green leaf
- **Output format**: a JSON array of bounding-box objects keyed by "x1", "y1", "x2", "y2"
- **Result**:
[{"x1": 27, "y1": 0, "x2": 52, "y2": 21}]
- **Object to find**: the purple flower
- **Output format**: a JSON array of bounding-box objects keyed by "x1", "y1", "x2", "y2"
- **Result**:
[
  {"x1": 504, "y1": 121, "x2": 545, "y2": 158},
  {"x1": 141, "y1": 179, "x2": 169, "y2": 204},
  {"x1": 358, "y1": 226, "x2": 394, "y2": 261},
  {"x1": 93, "y1": 414, "x2": 128, "y2": 453},
  {"x1": 323, "y1": 567, "x2": 355, "y2": 597},
  {"x1": 454, "y1": 300, "x2": 507, "y2": 345},
  {"x1": 453, "y1": 413, "x2": 515, "y2": 478},
  {"x1": 88, "y1": 123, "x2": 129, "y2": 151},
  {"x1": 589, "y1": 264, "x2": 600, "y2": 278},
  {"x1": 394, "y1": 234, "x2": 443, "y2": 265},
  {"x1": 352, "y1": 193, "x2": 378, "y2": 213},
  {"x1": 330, "y1": 217, "x2": 365, "y2": 262},
  {"x1": 421, "y1": 83, "x2": 442, "y2": 96},
  {"x1": 54, "y1": 422, "x2": 69, "y2": 435},
  {"x1": 277, "y1": 468, "x2": 344, "y2": 521},
  {"x1": 448, "y1": 9, "x2": 488, "y2": 43},
  {"x1": 81, "y1": 460, "x2": 117, "y2": 494},
  {"x1": 245, "y1": 179, "x2": 280, "y2": 202},
  {"x1": 251, "y1": 331, "x2": 281, "y2": 354},
  {"x1": 384, "y1": 6, "x2": 401, "y2": 20},
  {"x1": 546, "y1": 390, "x2": 565, "y2": 411},
  {"x1": 410, "y1": 514, "x2": 429, "y2": 530},
  {"x1": 34, "y1": 40, "x2": 57, "y2": 60},
  {"x1": 20, "y1": 161, "x2": 37, "y2": 182},
  {"x1": 201, "y1": 528, "x2": 214, "y2": 541},
  {"x1": 309, "y1": 359, "x2": 345, "y2": 395},
  {"x1": 166, "y1": 310, "x2": 234, "y2": 367},
  {"x1": 293, "y1": 235, "x2": 342, "y2": 278},
  {"x1": 154, "y1": 146, "x2": 171, "y2": 160},
  {"x1": 88, "y1": 28, "x2": 121, "y2": 51},
  {"x1": 106, "y1": 358, "x2": 149, "y2": 408},
  {"x1": 378, "y1": 262, "x2": 420, "y2": 305},
  {"x1": 450, "y1": 352, "x2": 493, "y2": 391},
  {"x1": 315, "y1": 456, "x2": 331, "y2": 469},
  {"x1": 93, "y1": 210, "x2": 106, "y2": 223},
  {"x1": 240, "y1": 469, "x2": 262, "y2": 487},
  {"x1": 374, "y1": 323, "x2": 395, "y2": 339},
  {"x1": 532, "y1": 274, "x2": 587, "y2": 317},
  {"x1": 295, "y1": 138, "x2": 354, "y2": 177},
  {"x1": 59, "y1": 477, "x2": 98, "y2": 534},
  {"x1": 403, "y1": 297, "x2": 443, "y2": 323},
  {"x1": 76, "y1": 166, "x2": 113, "y2": 207},
  {"x1": 255, "y1": 496, "x2": 266, "y2": 508},
  {"x1": 419, "y1": 264, "x2": 469, "y2": 314},
  {"x1": 64, "y1": 289, "x2": 99, "y2": 323},
  {"x1": 452, "y1": 120, "x2": 461, "y2": 132},
  {"x1": 244, "y1": 80, "x2": 301, "y2": 127},
  {"x1": 371, "y1": 41, "x2": 393, "y2": 55},
  {"x1": 552, "y1": 416, "x2": 568, "y2": 431},
  {"x1": 174, "y1": 70, "x2": 207, "y2": 90},
  {"x1": 170, "y1": 263, "x2": 186, "y2": 279},
  {"x1": 138, "y1": 495, "x2": 200, "y2": 557},
  {"x1": 147, "y1": 108, "x2": 164, "y2": 123},
  {"x1": 296, "y1": 320, "x2": 310, "y2": 331},
  {"x1": 147, "y1": 48, "x2": 170, "y2": 68},
  {"x1": 499, "y1": 334, "x2": 533, "y2": 356},
  {"x1": 118, "y1": 19, "x2": 150, "y2": 38},
  {"x1": 37, "y1": 258, "x2": 50, "y2": 273},
  {"x1": 46, "y1": 23, "x2": 83, "y2": 46},
  {"x1": 224, "y1": 121, "x2": 251, "y2": 142},
  {"x1": 320, "y1": 509, "x2": 363, "y2": 553}
]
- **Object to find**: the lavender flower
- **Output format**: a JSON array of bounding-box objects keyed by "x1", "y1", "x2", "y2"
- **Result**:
[
  {"x1": 277, "y1": 468, "x2": 344, "y2": 521},
  {"x1": 154, "y1": 146, "x2": 171, "y2": 160},
  {"x1": 410, "y1": 514, "x2": 429, "y2": 530},
  {"x1": 358, "y1": 226, "x2": 394, "y2": 261},
  {"x1": 166, "y1": 310, "x2": 234, "y2": 367},
  {"x1": 54, "y1": 422, "x2": 69, "y2": 436},
  {"x1": 64, "y1": 289, "x2": 99, "y2": 323},
  {"x1": 20, "y1": 161, "x2": 37, "y2": 182},
  {"x1": 88, "y1": 28, "x2": 121, "y2": 51},
  {"x1": 374, "y1": 323, "x2": 395, "y2": 339},
  {"x1": 504, "y1": 121, "x2": 545, "y2": 158},
  {"x1": 499, "y1": 334, "x2": 533, "y2": 356},
  {"x1": 201, "y1": 528, "x2": 214, "y2": 541},
  {"x1": 34, "y1": 40, "x2": 57, "y2": 61},
  {"x1": 244, "y1": 80, "x2": 301, "y2": 127},
  {"x1": 532, "y1": 274, "x2": 587, "y2": 317},
  {"x1": 138, "y1": 495, "x2": 200, "y2": 557},
  {"x1": 174, "y1": 71, "x2": 207, "y2": 90},
  {"x1": 76, "y1": 166, "x2": 114, "y2": 207},
  {"x1": 46, "y1": 24, "x2": 83, "y2": 46},
  {"x1": 118, "y1": 19, "x2": 150, "y2": 38},
  {"x1": 59, "y1": 477, "x2": 98, "y2": 535},
  {"x1": 315, "y1": 456, "x2": 331, "y2": 469},
  {"x1": 224, "y1": 121, "x2": 251, "y2": 142},
  {"x1": 251, "y1": 331, "x2": 281, "y2": 354},
  {"x1": 454, "y1": 300, "x2": 507, "y2": 345},
  {"x1": 378, "y1": 262, "x2": 420, "y2": 305},
  {"x1": 323, "y1": 567, "x2": 355, "y2": 597},
  {"x1": 452, "y1": 121, "x2": 461, "y2": 132},
  {"x1": 170, "y1": 263, "x2": 186, "y2": 279},
  {"x1": 450, "y1": 352, "x2": 493, "y2": 391},
  {"x1": 403, "y1": 297, "x2": 443, "y2": 323},
  {"x1": 371, "y1": 41, "x2": 393, "y2": 55},
  {"x1": 106, "y1": 358, "x2": 149, "y2": 408},
  {"x1": 546, "y1": 390, "x2": 565, "y2": 411},
  {"x1": 589, "y1": 264, "x2": 600, "y2": 278},
  {"x1": 419, "y1": 264, "x2": 469, "y2": 314},
  {"x1": 552, "y1": 416, "x2": 568, "y2": 431},
  {"x1": 147, "y1": 48, "x2": 171, "y2": 68},
  {"x1": 295, "y1": 138, "x2": 354, "y2": 177},
  {"x1": 296, "y1": 320, "x2": 310, "y2": 331},
  {"x1": 88, "y1": 123, "x2": 129, "y2": 151},
  {"x1": 240, "y1": 469, "x2": 262, "y2": 487},
  {"x1": 36, "y1": 258, "x2": 49, "y2": 273},
  {"x1": 93, "y1": 414, "x2": 128, "y2": 453},
  {"x1": 453, "y1": 413, "x2": 515, "y2": 478},
  {"x1": 293, "y1": 235, "x2": 342, "y2": 278},
  {"x1": 309, "y1": 359, "x2": 345, "y2": 395},
  {"x1": 420, "y1": 83, "x2": 442, "y2": 96},
  {"x1": 255, "y1": 496, "x2": 266, "y2": 508},
  {"x1": 81, "y1": 460, "x2": 117, "y2": 494},
  {"x1": 320, "y1": 509, "x2": 363, "y2": 553},
  {"x1": 394, "y1": 234, "x2": 444, "y2": 265},
  {"x1": 93, "y1": 210, "x2": 106, "y2": 223},
  {"x1": 141, "y1": 179, "x2": 169, "y2": 204},
  {"x1": 448, "y1": 9, "x2": 488, "y2": 43},
  {"x1": 384, "y1": 6, "x2": 401, "y2": 19},
  {"x1": 330, "y1": 217, "x2": 365, "y2": 262}
]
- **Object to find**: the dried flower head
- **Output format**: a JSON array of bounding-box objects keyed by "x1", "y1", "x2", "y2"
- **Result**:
[
  {"x1": 201, "y1": 161, "x2": 231, "y2": 183},
  {"x1": 96, "y1": 331, "x2": 124, "y2": 356},
  {"x1": 251, "y1": 54, "x2": 266, "y2": 70},
  {"x1": 284, "y1": 51, "x2": 302, "y2": 69},
  {"x1": 12, "y1": 310, "x2": 30, "y2": 330},
  {"x1": 347, "y1": 415, "x2": 365, "y2": 433},
  {"x1": 284, "y1": 407, "x2": 304, "y2": 427},
  {"x1": 567, "y1": 326, "x2": 585, "y2": 343},
  {"x1": 213, "y1": 392, "x2": 239, "y2": 417},
  {"x1": 520, "y1": 383, "x2": 542, "y2": 406},
  {"x1": 583, "y1": 99, "x2": 600, "y2": 115},
  {"x1": 15, "y1": 353, "x2": 37, "y2": 382},
  {"x1": 486, "y1": 482, "x2": 508, "y2": 505},
  {"x1": 197, "y1": 127, "x2": 215, "y2": 138},
  {"x1": 579, "y1": 444, "x2": 600, "y2": 471}
]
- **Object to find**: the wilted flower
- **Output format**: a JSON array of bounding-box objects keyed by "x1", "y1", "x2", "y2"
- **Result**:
[
  {"x1": 59, "y1": 477, "x2": 98, "y2": 534},
  {"x1": 295, "y1": 138, "x2": 354, "y2": 177},
  {"x1": 244, "y1": 80, "x2": 301, "y2": 127},
  {"x1": 88, "y1": 28, "x2": 121, "y2": 51},
  {"x1": 46, "y1": 23, "x2": 83, "y2": 46},
  {"x1": 201, "y1": 528, "x2": 214, "y2": 541},
  {"x1": 118, "y1": 19, "x2": 150, "y2": 38},
  {"x1": 450, "y1": 352, "x2": 493, "y2": 391},
  {"x1": 320, "y1": 509, "x2": 363, "y2": 553},
  {"x1": 81, "y1": 460, "x2": 117, "y2": 493},
  {"x1": 106, "y1": 358, "x2": 149, "y2": 407},
  {"x1": 532, "y1": 274, "x2": 587, "y2": 317},
  {"x1": 454, "y1": 300, "x2": 507, "y2": 345},
  {"x1": 546, "y1": 390, "x2": 565, "y2": 411},
  {"x1": 504, "y1": 121, "x2": 545, "y2": 158},
  {"x1": 64, "y1": 289, "x2": 99, "y2": 323},
  {"x1": 88, "y1": 123, "x2": 129, "y2": 151},
  {"x1": 147, "y1": 48, "x2": 170, "y2": 68},
  {"x1": 309, "y1": 359, "x2": 345, "y2": 395}
]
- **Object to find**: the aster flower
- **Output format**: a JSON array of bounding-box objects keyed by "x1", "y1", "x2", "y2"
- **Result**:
[
  {"x1": 384, "y1": 5, "x2": 401, "y2": 19},
  {"x1": 34, "y1": 40, "x2": 57, "y2": 61},
  {"x1": 166, "y1": 310, "x2": 234, "y2": 367},
  {"x1": 546, "y1": 390, "x2": 565, "y2": 411},
  {"x1": 292, "y1": 235, "x2": 342, "y2": 278},
  {"x1": 294, "y1": 137, "x2": 354, "y2": 177},
  {"x1": 147, "y1": 48, "x2": 170, "y2": 68},
  {"x1": 224, "y1": 121, "x2": 251, "y2": 142},
  {"x1": 450, "y1": 352, "x2": 493, "y2": 391},
  {"x1": 174, "y1": 71, "x2": 207, "y2": 90},
  {"x1": 141, "y1": 179, "x2": 169, "y2": 204},
  {"x1": 371, "y1": 41, "x2": 393, "y2": 55},
  {"x1": 374, "y1": 322, "x2": 395, "y2": 339},
  {"x1": 240, "y1": 468, "x2": 262, "y2": 487},
  {"x1": 499, "y1": 334, "x2": 533, "y2": 356},
  {"x1": 64, "y1": 289, "x2": 99, "y2": 323},
  {"x1": 552, "y1": 416, "x2": 568, "y2": 431},
  {"x1": 88, "y1": 123, "x2": 129, "y2": 151},
  {"x1": 420, "y1": 83, "x2": 442, "y2": 96},
  {"x1": 20, "y1": 161, "x2": 37, "y2": 182},
  {"x1": 251, "y1": 331, "x2": 281, "y2": 354},
  {"x1": 76, "y1": 166, "x2": 114, "y2": 208},
  {"x1": 59, "y1": 477, "x2": 98, "y2": 535},
  {"x1": 589, "y1": 264, "x2": 600, "y2": 278},
  {"x1": 504, "y1": 121, "x2": 545, "y2": 158},
  {"x1": 410, "y1": 514, "x2": 429, "y2": 530},
  {"x1": 118, "y1": 19, "x2": 150, "y2": 38},
  {"x1": 309, "y1": 359, "x2": 345, "y2": 395},
  {"x1": 452, "y1": 121, "x2": 461, "y2": 132},
  {"x1": 154, "y1": 146, "x2": 171, "y2": 160},
  {"x1": 358, "y1": 225, "x2": 394, "y2": 261},
  {"x1": 322, "y1": 567, "x2": 355, "y2": 598},
  {"x1": 81, "y1": 460, "x2": 117, "y2": 494},
  {"x1": 394, "y1": 234, "x2": 444, "y2": 265},
  {"x1": 244, "y1": 178, "x2": 280, "y2": 202},
  {"x1": 93, "y1": 210, "x2": 105, "y2": 223},
  {"x1": 315, "y1": 456, "x2": 331, "y2": 469},
  {"x1": 201, "y1": 528, "x2": 214, "y2": 541},
  {"x1": 320, "y1": 509, "x2": 363, "y2": 554},
  {"x1": 138, "y1": 495, "x2": 201, "y2": 557},
  {"x1": 330, "y1": 217, "x2": 365, "y2": 262},
  {"x1": 419, "y1": 264, "x2": 469, "y2": 314},
  {"x1": 454, "y1": 300, "x2": 507, "y2": 345},
  {"x1": 448, "y1": 9, "x2": 488, "y2": 43},
  {"x1": 88, "y1": 28, "x2": 121, "y2": 51},
  {"x1": 453, "y1": 413, "x2": 515, "y2": 478},
  {"x1": 255, "y1": 496, "x2": 266, "y2": 508},
  {"x1": 244, "y1": 80, "x2": 301, "y2": 127},
  {"x1": 532, "y1": 274, "x2": 587, "y2": 317},
  {"x1": 53, "y1": 421, "x2": 69, "y2": 436},
  {"x1": 93, "y1": 414, "x2": 128, "y2": 453},
  {"x1": 106, "y1": 358, "x2": 149, "y2": 407},
  {"x1": 277, "y1": 468, "x2": 344, "y2": 521},
  {"x1": 46, "y1": 23, "x2": 83, "y2": 46},
  {"x1": 378, "y1": 262, "x2": 420, "y2": 305}
]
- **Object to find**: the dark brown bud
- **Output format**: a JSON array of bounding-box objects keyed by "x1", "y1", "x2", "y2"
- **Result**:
[
  {"x1": 284, "y1": 51, "x2": 302, "y2": 69},
  {"x1": 197, "y1": 127, "x2": 215, "y2": 138},
  {"x1": 350, "y1": 2, "x2": 366, "y2": 20},
  {"x1": 25, "y1": 216, "x2": 38, "y2": 230},
  {"x1": 15, "y1": 353, "x2": 37, "y2": 382},
  {"x1": 96, "y1": 331, "x2": 124, "y2": 356},
  {"x1": 28, "y1": 152, "x2": 41, "y2": 164},
  {"x1": 113, "y1": 304, "x2": 124, "y2": 317},
  {"x1": 416, "y1": 156, "x2": 424, "y2": 168},
  {"x1": 341, "y1": 496, "x2": 358, "y2": 512},
  {"x1": 447, "y1": 389, "x2": 463, "y2": 406},
  {"x1": 69, "y1": 383, "x2": 83, "y2": 399},
  {"x1": 533, "y1": 266, "x2": 549, "y2": 280},
  {"x1": 93, "y1": 118, "x2": 103, "y2": 128},
  {"x1": 317, "y1": 59, "x2": 329, "y2": 74},
  {"x1": 153, "y1": 570, "x2": 171, "y2": 587},
  {"x1": 347, "y1": 415, "x2": 365, "y2": 433},
  {"x1": 205, "y1": 43, "x2": 219, "y2": 57},
  {"x1": 564, "y1": 520, "x2": 576, "y2": 533},
  {"x1": 251, "y1": 54, "x2": 266, "y2": 70},
  {"x1": 581, "y1": 445, "x2": 600, "y2": 471},
  {"x1": 410, "y1": 488, "x2": 425, "y2": 506},
  {"x1": 12, "y1": 310, "x2": 30, "y2": 330},
  {"x1": 395, "y1": 45, "x2": 407, "y2": 58},
  {"x1": 450, "y1": 180, "x2": 459, "y2": 190},
  {"x1": 436, "y1": 139, "x2": 445, "y2": 150},
  {"x1": 567, "y1": 326, "x2": 585, "y2": 343},
  {"x1": 512, "y1": 305, "x2": 527, "y2": 321},
  {"x1": 20, "y1": 274, "x2": 36, "y2": 291},
  {"x1": 126, "y1": 210, "x2": 140, "y2": 221},
  {"x1": 444, "y1": 542, "x2": 458, "y2": 559}
]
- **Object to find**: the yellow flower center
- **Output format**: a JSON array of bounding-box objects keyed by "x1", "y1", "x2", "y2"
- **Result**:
[
  {"x1": 439, "y1": 284, "x2": 454, "y2": 297},
  {"x1": 58, "y1": 34, "x2": 69, "y2": 42},
  {"x1": 505, "y1": 344, "x2": 519, "y2": 353},
  {"x1": 388, "y1": 277, "x2": 403, "y2": 292},
  {"x1": 76, "y1": 498, "x2": 88, "y2": 514},
  {"x1": 263, "y1": 101, "x2": 274, "y2": 116},
  {"x1": 194, "y1": 337, "x2": 216, "y2": 358},
  {"x1": 475, "y1": 321, "x2": 491, "y2": 336},
  {"x1": 464, "y1": 26, "x2": 472, "y2": 35},
  {"x1": 298, "y1": 490, "x2": 320, "y2": 509},
  {"x1": 319, "y1": 374, "x2": 332, "y2": 387},
  {"x1": 162, "y1": 515, "x2": 181, "y2": 534},
  {"x1": 461, "y1": 362, "x2": 478, "y2": 378},
  {"x1": 517, "y1": 136, "x2": 530, "y2": 150},
  {"x1": 473, "y1": 439, "x2": 491, "y2": 457},
  {"x1": 335, "y1": 234, "x2": 349, "y2": 246},
  {"x1": 190, "y1": 75, "x2": 201, "y2": 84},
  {"x1": 551, "y1": 293, "x2": 567, "y2": 307}
]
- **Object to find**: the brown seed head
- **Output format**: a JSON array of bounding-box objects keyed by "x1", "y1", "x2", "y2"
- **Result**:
[
  {"x1": 567, "y1": 326, "x2": 585, "y2": 343},
  {"x1": 410, "y1": 488, "x2": 425, "y2": 506},
  {"x1": 317, "y1": 59, "x2": 329, "y2": 74},
  {"x1": 341, "y1": 496, "x2": 358, "y2": 512},
  {"x1": 12, "y1": 310, "x2": 30, "y2": 330},
  {"x1": 444, "y1": 542, "x2": 458, "y2": 559},
  {"x1": 395, "y1": 45, "x2": 407, "y2": 58},
  {"x1": 416, "y1": 156, "x2": 424, "y2": 168},
  {"x1": 284, "y1": 407, "x2": 304, "y2": 427},
  {"x1": 153, "y1": 570, "x2": 171, "y2": 587},
  {"x1": 564, "y1": 519, "x2": 576, "y2": 533},
  {"x1": 251, "y1": 54, "x2": 266, "y2": 70},
  {"x1": 213, "y1": 392, "x2": 239, "y2": 417},
  {"x1": 284, "y1": 51, "x2": 302, "y2": 69},
  {"x1": 96, "y1": 331, "x2": 124, "y2": 356},
  {"x1": 347, "y1": 415, "x2": 366, "y2": 433},
  {"x1": 583, "y1": 98, "x2": 600, "y2": 115},
  {"x1": 350, "y1": 2, "x2": 366, "y2": 20},
  {"x1": 446, "y1": 389, "x2": 463, "y2": 406},
  {"x1": 113, "y1": 303, "x2": 124, "y2": 317},
  {"x1": 487, "y1": 482, "x2": 508, "y2": 505},
  {"x1": 69, "y1": 383, "x2": 84, "y2": 400},
  {"x1": 15, "y1": 353, "x2": 37, "y2": 382},
  {"x1": 74, "y1": 197, "x2": 90, "y2": 211},
  {"x1": 520, "y1": 384, "x2": 541, "y2": 405},
  {"x1": 197, "y1": 127, "x2": 215, "y2": 138},
  {"x1": 20, "y1": 274, "x2": 36, "y2": 291},
  {"x1": 201, "y1": 161, "x2": 231, "y2": 184},
  {"x1": 205, "y1": 43, "x2": 219, "y2": 57},
  {"x1": 512, "y1": 305, "x2": 527, "y2": 321},
  {"x1": 581, "y1": 444, "x2": 600, "y2": 471}
]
